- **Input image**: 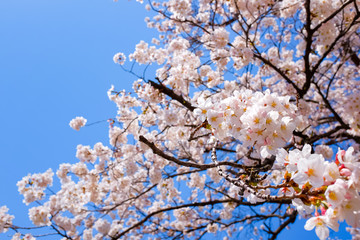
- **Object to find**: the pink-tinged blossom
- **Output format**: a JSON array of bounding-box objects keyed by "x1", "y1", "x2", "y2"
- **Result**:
[
  {"x1": 82, "y1": 228, "x2": 93, "y2": 240},
  {"x1": 163, "y1": 109, "x2": 179, "y2": 125},
  {"x1": 346, "y1": 227, "x2": 360, "y2": 239},
  {"x1": 168, "y1": 38, "x2": 190, "y2": 52},
  {"x1": 323, "y1": 162, "x2": 340, "y2": 184},
  {"x1": 315, "y1": 145, "x2": 334, "y2": 159},
  {"x1": 292, "y1": 153, "x2": 326, "y2": 187},
  {"x1": 194, "y1": 96, "x2": 213, "y2": 122},
  {"x1": 129, "y1": 41, "x2": 150, "y2": 64},
  {"x1": 11, "y1": 233, "x2": 35, "y2": 240},
  {"x1": 71, "y1": 162, "x2": 88, "y2": 177},
  {"x1": 0, "y1": 206, "x2": 14, "y2": 233},
  {"x1": 113, "y1": 52, "x2": 126, "y2": 65},
  {"x1": 277, "y1": 116, "x2": 296, "y2": 143},
  {"x1": 167, "y1": 0, "x2": 192, "y2": 20},
  {"x1": 340, "y1": 197, "x2": 360, "y2": 227},
  {"x1": 230, "y1": 36, "x2": 253, "y2": 69},
  {"x1": 325, "y1": 179, "x2": 347, "y2": 207},
  {"x1": 76, "y1": 145, "x2": 97, "y2": 163},
  {"x1": 206, "y1": 223, "x2": 219, "y2": 233},
  {"x1": 94, "y1": 218, "x2": 111, "y2": 235},
  {"x1": 207, "y1": 109, "x2": 224, "y2": 130},
  {"x1": 69, "y1": 116, "x2": 87, "y2": 131},
  {"x1": 56, "y1": 163, "x2": 72, "y2": 184},
  {"x1": 17, "y1": 169, "x2": 53, "y2": 205},
  {"x1": 187, "y1": 172, "x2": 206, "y2": 190},
  {"x1": 204, "y1": 89, "x2": 298, "y2": 153},
  {"x1": 173, "y1": 208, "x2": 196, "y2": 222},
  {"x1": 282, "y1": 144, "x2": 313, "y2": 173},
  {"x1": 275, "y1": 148, "x2": 289, "y2": 168},
  {"x1": 344, "y1": 90, "x2": 360, "y2": 136},
  {"x1": 292, "y1": 198, "x2": 314, "y2": 216},
  {"x1": 211, "y1": 28, "x2": 229, "y2": 48},
  {"x1": 336, "y1": 147, "x2": 359, "y2": 171},
  {"x1": 93, "y1": 142, "x2": 112, "y2": 161},
  {"x1": 304, "y1": 216, "x2": 339, "y2": 240},
  {"x1": 28, "y1": 206, "x2": 51, "y2": 226}
]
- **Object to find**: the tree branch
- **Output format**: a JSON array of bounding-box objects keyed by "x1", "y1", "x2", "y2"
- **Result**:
[{"x1": 149, "y1": 80, "x2": 196, "y2": 111}]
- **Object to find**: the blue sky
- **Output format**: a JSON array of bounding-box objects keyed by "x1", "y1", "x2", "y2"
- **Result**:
[{"x1": 0, "y1": 0, "x2": 351, "y2": 239}]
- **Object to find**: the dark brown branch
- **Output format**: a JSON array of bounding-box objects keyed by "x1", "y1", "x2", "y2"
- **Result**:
[
  {"x1": 313, "y1": 82, "x2": 349, "y2": 128},
  {"x1": 268, "y1": 209, "x2": 297, "y2": 240},
  {"x1": 301, "y1": 0, "x2": 313, "y2": 98},
  {"x1": 312, "y1": 0, "x2": 355, "y2": 33},
  {"x1": 149, "y1": 80, "x2": 196, "y2": 111},
  {"x1": 311, "y1": 12, "x2": 360, "y2": 78},
  {"x1": 110, "y1": 199, "x2": 259, "y2": 239},
  {"x1": 139, "y1": 135, "x2": 244, "y2": 170},
  {"x1": 342, "y1": 40, "x2": 360, "y2": 66},
  {"x1": 253, "y1": 53, "x2": 302, "y2": 95}
]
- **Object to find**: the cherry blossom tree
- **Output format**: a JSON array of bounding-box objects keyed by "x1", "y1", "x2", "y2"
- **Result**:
[{"x1": 2, "y1": 0, "x2": 360, "y2": 239}]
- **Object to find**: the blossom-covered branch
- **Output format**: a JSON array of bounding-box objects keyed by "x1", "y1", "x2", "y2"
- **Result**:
[{"x1": 2, "y1": 0, "x2": 360, "y2": 239}]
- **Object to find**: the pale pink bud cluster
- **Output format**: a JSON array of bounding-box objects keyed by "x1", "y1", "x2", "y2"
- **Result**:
[
  {"x1": 342, "y1": 91, "x2": 360, "y2": 136},
  {"x1": 129, "y1": 41, "x2": 167, "y2": 65},
  {"x1": 94, "y1": 218, "x2": 111, "y2": 235},
  {"x1": 167, "y1": 0, "x2": 192, "y2": 20},
  {"x1": 206, "y1": 223, "x2": 219, "y2": 233},
  {"x1": 76, "y1": 144, "x2": 97, "y2": 163},
  {"x1": 69, "y1": 116, "x2": 87, "y2": 131},
  {"x1": 173, "y1": 207, "x2": 196, "y2": 223},
  {"x1": 210, "y1": 28, "x2": 229, "y2": 49},
  {"x1": 230, "y1": 36, "x2": 253, "y2": 70},
  {"x1": 159, "y1": 49, "x2": 200, "y2": 93},
  {"x1": 199, "y1": 65, "x2": 222, "y2": 88},
  {"x1": 347, "y1": 227, "x2": 360, "y2": 240},
  {"x1": 0, "y1": 206, "x2": 14, "y2": 233},
  {"x1": 17, "y1": 169, "x2": 53, "y2": 205},
  {"x1": 113, "y1": 52, "x2": 126, "y2": 65},
  {"x1": 315, "y1": 145, "x2": 334, "y2": 159},
  {"x1": 75, "y1": 142, "x2": 112, "y2": 166},
  {"x1": 11, "y1": 233, "x2": 35, "y2": 240},
  {"x1": 28, "y1": 206, "x2": 51, "y2": 226},
  {"x1": 168, "y1": 38, "x2": 190, "y2": 52}
]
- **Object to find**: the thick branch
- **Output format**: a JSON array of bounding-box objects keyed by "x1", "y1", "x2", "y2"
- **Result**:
[
  {"x1": 301, "y1": 0, "x2": 313, "y2": 98},
  {"x1": 149, "y1": 80, "x2": 196, "y2": 111},
  {"x1": 139, "y1": 135, "x2": 244, "y2": 170}
]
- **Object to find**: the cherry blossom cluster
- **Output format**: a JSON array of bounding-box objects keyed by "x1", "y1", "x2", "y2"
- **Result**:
[
  {"x1": 12, "y1": 170, "x2": 54, "y2": 231},
  {"x1": 69, "y1": 116, "x2": 87, "y2": 131},
  {"x1": 113, "y1": 52, "x2": 126, "y2": 65},
  {"x1": 341, "y1": 90, "x2": 360, "y2": 136},
  {"x1": 17, "y1": 169, "x2": 53, "y2": 205},
  {"x1": 0, "y1": 206, "x2": 13, "y2": 233},
  {"x1": 275, "y1": 145, "x2": 360, "y2": 239},
  {"x1": 11, "y1": 233, "x2": 35, "y2": 240},
  {"x1": 129, "y1": 40, "x2": 167, "y2": 65},
  {"x1": 195, "y1": 89, "x2": 298, "y2": 158}
]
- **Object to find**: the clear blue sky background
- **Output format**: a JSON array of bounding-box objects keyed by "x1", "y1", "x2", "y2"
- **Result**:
[{"x1": 0, "y1": 0, "x2": 351, "y2": 239}]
